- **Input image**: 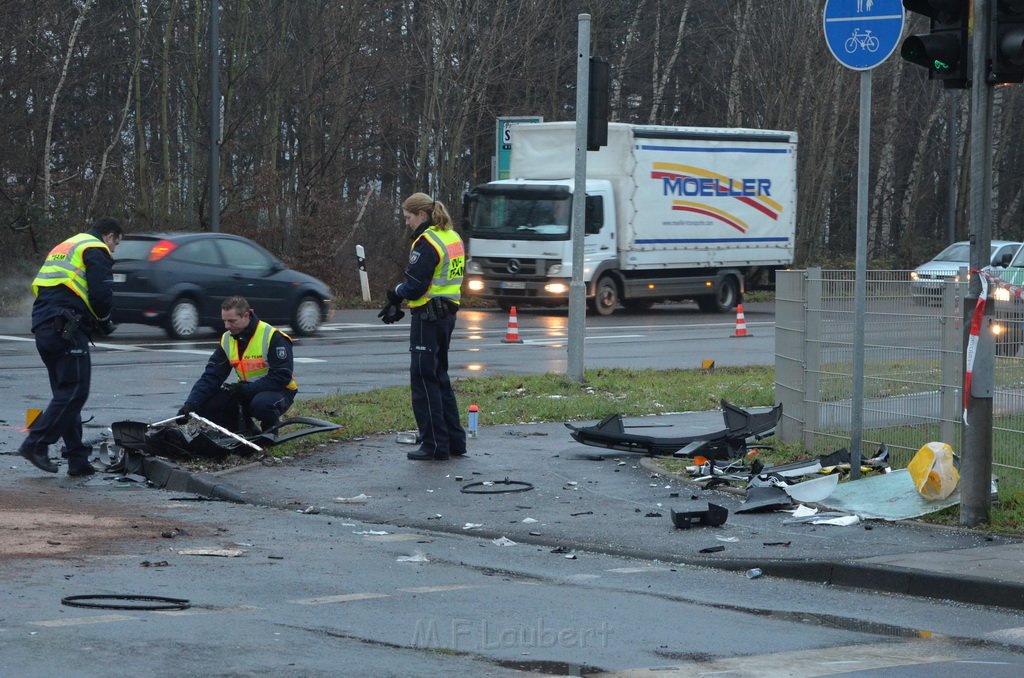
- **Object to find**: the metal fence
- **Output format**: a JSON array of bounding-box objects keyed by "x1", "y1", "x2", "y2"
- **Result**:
[{"x1": 775, "y1": 268, "x2": 1024, "y2": 476}]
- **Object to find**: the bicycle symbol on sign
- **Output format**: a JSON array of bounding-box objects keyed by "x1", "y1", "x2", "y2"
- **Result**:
[{"x1": 844, "y1": 28, "x2": 880, "y2": 53}]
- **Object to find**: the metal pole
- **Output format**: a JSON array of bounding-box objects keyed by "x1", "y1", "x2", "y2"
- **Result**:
[
  {"x1": 567, "y1": 14, "x2": 590, "y2": 382},
  {"x1": 849, "y1": 70, "x2": 871, "y2": 480},
  {"x1": 947, "y1": 92, "x2": 958, "y2": 245},
  {"x1": 962, "y1": 0, "x2": 994, "y2": 526},
  {"x1": 209, "y1": 0, "x2": 220, "y2": 232}
]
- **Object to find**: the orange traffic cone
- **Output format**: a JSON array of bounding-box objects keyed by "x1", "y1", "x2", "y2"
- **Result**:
[
  {"x1": 732, "y1": 303, "x2": 751, "y2": 338},
  {"x1": 502, "y1": 306, "x2": 524, "y2": 343}
]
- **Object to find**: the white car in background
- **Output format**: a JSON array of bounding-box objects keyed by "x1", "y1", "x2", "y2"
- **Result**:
[{"x1": 910, "y1": 240, "x2": 1021, "y2": 303}]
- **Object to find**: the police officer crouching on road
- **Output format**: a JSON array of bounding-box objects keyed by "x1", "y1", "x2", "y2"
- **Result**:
[
  {"x1": 19, "y1": 217, "x2": 124, "y2": 477},
  {"x1": 379, "y1": 192, "x2": 467, "y2": 461},
  {"x1": 178, "y1": 296, "x2": 297, "y2": 435}
]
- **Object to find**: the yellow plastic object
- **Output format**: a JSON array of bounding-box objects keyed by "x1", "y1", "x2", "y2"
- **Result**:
[
  {"x1": 26, "y1": 408, "x2": 42, "y2": 428},
  {"x1": 907, "y1": 442, "x2": 960, "y2": 501}
]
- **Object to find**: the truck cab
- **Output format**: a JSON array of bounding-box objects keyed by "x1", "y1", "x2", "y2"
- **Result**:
[{"x1": 463, "y1": 179, "x2": 615, "y2": 311}]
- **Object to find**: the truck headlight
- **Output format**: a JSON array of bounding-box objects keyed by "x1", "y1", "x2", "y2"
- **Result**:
[
  {"x1": 467, "y1": 259, "x2": 483, "y2": 275},
  {"x1": 548, "y1": 263, "x2": 563, "y2": 276},
  {"x1": 467, "y1": 278, "x2": 484, "y2": 292},
  {"x1": 994, "y1": 288, "x2": 1011, "y2": 302},
  {"x1": 544, "y1": 282, "x2": 569, "y2": 295}
]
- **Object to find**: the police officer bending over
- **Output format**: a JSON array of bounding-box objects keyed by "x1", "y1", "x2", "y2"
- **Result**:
[
  {"x1": 178, "y1": 296, "x2": 297, "y2": 435},
  {"x1": 19, "y1": 217, "x2": 123, "y2": 476}
]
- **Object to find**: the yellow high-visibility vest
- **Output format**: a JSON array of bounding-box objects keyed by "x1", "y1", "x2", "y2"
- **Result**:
[
  {"x1": 221, "y1": 320, "x2": 298, "y2": 390},
  {"x1": 32, "y1": 232, "x2": 111, "y2": 318},
  {"x1": 407, "y1": 227, "x2": 464, "y2": 309}
]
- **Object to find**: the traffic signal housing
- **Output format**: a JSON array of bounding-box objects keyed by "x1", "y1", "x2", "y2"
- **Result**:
[
  {"x1": 901, "y1": 0, "x2": 971, "y2": 89},
  {"x1": 991, "y1": 0, "x2": 1024, "y2": 84},
  {"x1": 587, "y1": 57, "x2": 609, "y2": 151}
]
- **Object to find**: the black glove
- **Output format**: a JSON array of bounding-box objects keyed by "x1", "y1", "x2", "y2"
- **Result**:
[
  {"x1": 176, "y1": 402, "x2": 196, "y2": 423},
  {"x1": 97, "y1": 319, "x2": 117, "y2": 336},
  {"x1": 377, "y1": 302, "x2": 405, "y2": 325},
  {"x1": 222, "y1": 382, "x2": 245, "y2": 398},
  {"x1": 386, "y1": 288, "x2": 403, "y2": 305}
]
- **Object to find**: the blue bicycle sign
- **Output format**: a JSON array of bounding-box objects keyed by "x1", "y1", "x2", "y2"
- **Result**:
[{"x1": 823, "y1": 0, "x2": 904, "y2": 71}]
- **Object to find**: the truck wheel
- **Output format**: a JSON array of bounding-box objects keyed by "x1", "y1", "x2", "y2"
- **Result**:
[
  {"x1": 590, "y1": 275, "x2": 620, "y2": 316},
  {"x1": 697, "y1": 276, "x2": 739, "y2": 313}
]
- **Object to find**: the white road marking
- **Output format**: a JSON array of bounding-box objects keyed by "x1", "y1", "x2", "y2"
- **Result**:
[
  {"x1": 292, "y1": 592, "x2": 390, "y2": 605},
  {"x1": 606, "y1": 566, "x2": 673, "y2": 574},
  {"x1": 30, "y1": 614, "x2": 137, "y2": 627},
  {"x1": 589, "y1": 642, "x2": 954, "y2": 677},
  {"x1": 0, "y1": 334, "x2": 33, "y2": 343},
  {"x1": 363, "y1": 533, "x2": 425, "y2": 542},
  {"x1": 156, "y1": 605, "x2": 262, "y2": 616},
  {"x1": 397, "y1": 585, "x2": 483, "y2": 594}
]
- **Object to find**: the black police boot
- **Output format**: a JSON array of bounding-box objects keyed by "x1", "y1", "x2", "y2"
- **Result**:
[
  {"x1": 20, "y1": 446, "x2": 58, "y2": 473},
  {"x1": 67, "y1": 462, "x2": 97, "y2": 477},
  {"x1": 407, "y1": 447, "x2": 437, "y2": 461}
]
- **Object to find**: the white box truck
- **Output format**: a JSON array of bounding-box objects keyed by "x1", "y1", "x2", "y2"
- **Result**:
[{"x1": 462, "y1": 121, "x2": 798, "y2": 314}]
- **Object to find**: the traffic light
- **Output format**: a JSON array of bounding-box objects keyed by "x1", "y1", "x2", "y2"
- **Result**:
[
  {"x1": 900, "y1": 0, "x2": 971, "y2": 89},
  {"x1": 991, "y1": 1, "x2": 1024, "y2": 83},
  {"x1": 587, "y1": 57, "x2": 609, "y2": 151}
]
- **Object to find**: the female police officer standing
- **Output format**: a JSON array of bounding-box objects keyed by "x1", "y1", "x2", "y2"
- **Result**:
[{"x1": 378, "y1": 192, "x2": 467, "y2": 460}]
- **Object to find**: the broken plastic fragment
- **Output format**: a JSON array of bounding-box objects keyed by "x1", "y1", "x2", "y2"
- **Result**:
[
  {"x1": 462, "y1": 523, "x2": 483, "y2": 530},
  {"x1": 396, "y1": 551, "x2": 429, "y2": 562},
  {"x1": 492, "y1": 537, "x2": 517, "y2": 546},
  {"x1": 334, "y1": 493, "x2": 371, "y2": 504}
]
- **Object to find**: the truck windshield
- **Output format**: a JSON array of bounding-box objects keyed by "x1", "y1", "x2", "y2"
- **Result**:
[{"x1": 470, "y1": 194, "x2": 572, "y2": 241}]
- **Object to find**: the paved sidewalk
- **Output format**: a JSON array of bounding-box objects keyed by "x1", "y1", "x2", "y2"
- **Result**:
[{"x1": 150, "y1": 412, "x2": 1024, "y2": 612}]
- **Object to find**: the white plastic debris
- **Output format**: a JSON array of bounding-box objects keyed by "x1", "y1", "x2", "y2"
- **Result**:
[
  {"x1": 396, "y1": 551, "x2": 429, "y2": 562},
  {"x1": 521, "y1": 517, "x2": 538, "y2": 524},
  {"x1": 334, "y1": 494, "x2": 371, "y2": 504},
  {"x1": 811, "y1": 515, "x2": 861, "y2": 526},
  {"x1": 462, "y1": 523, "x2": 483, "y2": 530},
  {"x1": 492, "y1": 537, "x2": 517, "y2": 547},
  {"x1": 177, "y1": 548, "x2": 245, "y2": 557},
  {"x1": 353, "y1": 530, "x2": 389, "y2": 536}
]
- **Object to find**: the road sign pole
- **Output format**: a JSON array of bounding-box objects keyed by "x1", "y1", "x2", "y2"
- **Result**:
[
  {"x1": 823, "y1": 0, "x2": 904, "y2": 479},
  {"x1": 850, "y1": 69, "x2": 871, "y2": 480},
  {"x1": 568, "y1": 14, "x2": 590, "y2": 383}
]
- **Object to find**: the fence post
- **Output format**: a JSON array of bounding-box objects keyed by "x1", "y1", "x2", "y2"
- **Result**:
[
  {"x1": 803, "y1": 267, "x2": 823, "y2": 450},
  {"x1": 774, "y1": 270, "x2": 805, "y2": 444},
  {"x1": 940, "y1": 279, "x2": 961, "y2": 445}
]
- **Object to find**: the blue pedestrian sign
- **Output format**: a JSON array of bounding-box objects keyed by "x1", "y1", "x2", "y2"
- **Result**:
[{"x1": 823, "y1": 0, "x2": 905, "y2": 71}]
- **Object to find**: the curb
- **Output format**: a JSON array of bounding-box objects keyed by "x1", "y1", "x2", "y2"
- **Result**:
[
  {"x1": 129, "y1": 453, "x2": 1024, "y2": 612},
  {"x1": 640, "y1": 457, "x2": 1024, "y2": 612},
  {"x1": 140, "y1": 456, "x2": 248, "y2": 503}
]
